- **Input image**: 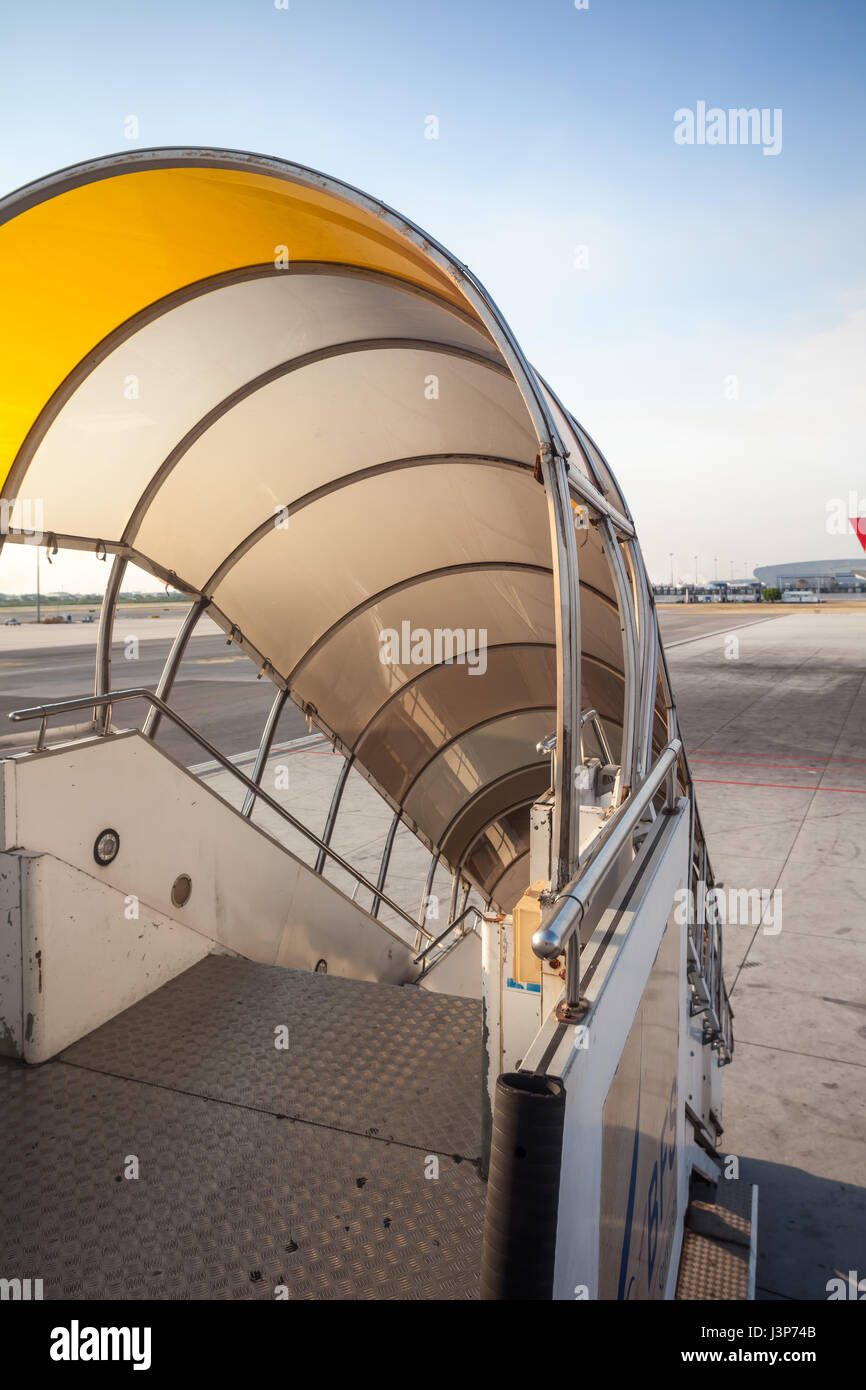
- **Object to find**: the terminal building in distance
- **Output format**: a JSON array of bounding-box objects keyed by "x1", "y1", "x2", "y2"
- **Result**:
[{"x1": 754, "y1": 557, "x2": 866, "y2": 593}]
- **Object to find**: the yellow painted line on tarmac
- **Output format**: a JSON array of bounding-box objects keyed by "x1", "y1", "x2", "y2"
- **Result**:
[{"x1": 188, "y1": 656, "x2": 246, "y2": 665}]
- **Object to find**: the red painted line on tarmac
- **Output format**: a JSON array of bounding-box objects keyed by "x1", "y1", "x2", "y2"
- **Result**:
[
  {"x1": 693, "y1": 777, "x2": 866, "y2": 795},
  {"x1": 693, "y1": 749, "x2": 866, "y2": 766},
  {"x1": 691, "y1": 757, "x2": 825, "y2": 773}
]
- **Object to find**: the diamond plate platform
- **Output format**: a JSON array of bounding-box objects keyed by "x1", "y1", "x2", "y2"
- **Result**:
[
  {"x1": 676, "y1": 1176, "x2": 754, "y2": 1301},
  {"x1": 0, "y1": 957, "x2": 485, "y2": 1300},
  {"x1": 62, "y1": 955, "x2": 483, "y2": 1155}
]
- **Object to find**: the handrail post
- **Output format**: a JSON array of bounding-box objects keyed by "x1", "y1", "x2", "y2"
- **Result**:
[
  {"x1": 537, "y1": 443, "x2": 581, "y2": 894},
  {"x1": 93, "y1": 554, "x2": 127, "y2": 733},
  {"x1": 447, "y1": 867, "x2": 463, "y2": 925},
  {"x1": 417, "y1": 851, "x2": 440, "y2": 952},
  {"x1": 371, "y1": 809, "x2": 401, "y2": 917},
  {"x1": 563, "y1": 940, "x2": 581, "y2": 1020},
  {"x1": 241, "y1": 686, "x2": 288, "y2": 818},
  {"x1": 666, "y1": 746, "x2": 679, "y2": 812},
  {"x1": 143, "y1": 597, "x2": 207, "y2": 739},
  {"x1": 315, "y1": 753, "x2": 354, "y2": 874}
]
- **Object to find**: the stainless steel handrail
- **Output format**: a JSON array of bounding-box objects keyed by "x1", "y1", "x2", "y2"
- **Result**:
[
  {"x1": 8, "y1": 688, "x2": 433, "y2": 945},
  {"x1": 412, "y1": 902, "x2": 482, "y2": 965},
  {"x1": 532, "y1": 737, "x2": 682, "y2": 963},
  {"x1": 536, "y1": 707, "x2": 614, "y2": 792},
  {"x1": 578, "y1": 706, "x2": 614, "y2": 767}
]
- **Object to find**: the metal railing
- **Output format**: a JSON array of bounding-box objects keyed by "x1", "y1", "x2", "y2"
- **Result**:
[
  {"x1": 412, "y1": 902, "x2": 482, "y2": 976},
  {"x1": 688, "y1": 870, "x2": 734, "y2": 1065},
  {"x1": 8, "y1": 688, "x2": 434, "y2": 950},
  {"x1": 535, "y1": 707, "x2": 615, "y2": 779},
  {"x1": 532, "y1": 737, "x2": 683, "y2": 1017},
  {"x1": 578, "y1": 706, "x2": 614, "y2": 766}
]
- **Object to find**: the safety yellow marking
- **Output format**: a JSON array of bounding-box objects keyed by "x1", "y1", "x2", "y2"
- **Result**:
[
  {"x1": 0, "y1": 165, "x2": 464, "y2": 483},
  {"x1": 188, "y1": 656, "x2": 246, "y2": 664}
]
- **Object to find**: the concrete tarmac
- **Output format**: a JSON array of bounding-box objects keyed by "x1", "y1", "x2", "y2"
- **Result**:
[
  {"x1": 665, "y1": 607, "x2": 866, "y2": 1301},
  {"x1": 1, "y1": 598, "x2": 863, "y2": 1300},
  {"x1": 0, "y1": 606, "x2": 789, "y2": 764}
]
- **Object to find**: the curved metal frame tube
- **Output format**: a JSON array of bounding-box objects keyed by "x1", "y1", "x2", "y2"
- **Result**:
[
  {"x1": 120, "y1": 340, "x2": 511, "y2": 548},
  {"x1": 285, "y1": 559, "x2": 553, "y2": 688},
  {"x1": 602, "y1": 521, "x2": 639, "y2": 797},
  {"x1": 353, "y1": 639, "x2": 557, "y2": 751},
  {"x1": 538, "y1": 448, "x2": 581, "y2": 893},
  {"x1": 486, "y1": 846, "x2": 531, "y2": 904},
  {"x1": 417, "y1": 850, "x2": 441, "y2": 952},
  {"x1": 435, "y1": 761, "x2": 549, "y2": 860},
  {"x1": 142, "y1": 596, "x2": 208, "y2": 739},
  {"x1": 0, "y1": 262, "x2": 495, "y2": 499},
  {"x1": 202, "y1": 454, "x2": 533, "y2": 594},
  {"x1": 241, "y1": 686, "x2": 288, "y2": 818},
  {"x1": 399, "y1": 703, "x2": 556, "y2": 804},
  {"x1": 93, "y1": 553, "x2": 127, "y2": 732},
  {"x1": 626, "y1": 539, "x2": 657, "y2": 785},
  {"x1": 315, "y1": 752, "x2": 354, "y2": 873},
  {"x1": 447, "y1": 867, "x2": 464, "y2": 926},
  {"x1": 371, "y1": 808, "x2": 401, "y2": 918},
  {"x1": 628, "y1": 541, "x2": 664, "y2": 777},
  {"x1": 623, "y1": 541, "x2": 652, "y2": 787}
]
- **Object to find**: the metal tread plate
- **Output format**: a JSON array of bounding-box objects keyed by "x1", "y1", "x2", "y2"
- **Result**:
[
  {"x1": 1, "y1": 1059, "x2": 484, "y2": 1300},
  {"x1": 60, "y1": 955, "x2": 482, "y2": 1156},
  {"x1": 1, "y1": 956, "x2": 485, "y2": 1300},
  {"x1": 676, "y1": 1180, "x2": 754, "y2": 1301}
]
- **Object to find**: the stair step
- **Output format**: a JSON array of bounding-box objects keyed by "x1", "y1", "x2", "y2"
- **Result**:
[{"x1": 676, "y1": 1177, "x2": 756, "y2": 1300}]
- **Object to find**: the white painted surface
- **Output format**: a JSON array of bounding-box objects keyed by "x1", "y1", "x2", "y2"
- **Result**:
[
  {"x1": 1, "y1": 849, "x2": 213, "y2": 1063},
  {"x1": 418, "y1": 927, "x2": 482, "y2": 998},
  {"x1": 0, "y1": 851, "x2": 23, "y2": 1056},
  {"x1": 518, "y1": 805, "x2": 692, "y2": 1300},
  {"x1": 481, "y1": 913, "x2": 544, "y2": 1126},
  {"x1": 0, "y1": 732, "x2": 417, "y2": 1060}
]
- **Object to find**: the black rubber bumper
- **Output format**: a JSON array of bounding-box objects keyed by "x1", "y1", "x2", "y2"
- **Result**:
[{"x1": 480, "y1": 1070, "x2": 566, "y2": 1300}]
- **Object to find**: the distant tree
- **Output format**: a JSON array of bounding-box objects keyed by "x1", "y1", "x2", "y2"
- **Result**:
[{"x1": 762, "y1": 587, "x2": 781, "y2": 602}]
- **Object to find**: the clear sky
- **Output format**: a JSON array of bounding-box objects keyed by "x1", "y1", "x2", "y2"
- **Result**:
[{"x1": 1, "y1": 0, "x2": 864, "y2": 590}]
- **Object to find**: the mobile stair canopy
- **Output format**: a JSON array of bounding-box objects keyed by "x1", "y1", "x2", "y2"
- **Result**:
[
  {"x1": 1, "y1": 146, "x2": 661, "y2": 910},
  {"x1": 0, "y1": 149, "x2": 737, "y2": 1301}
]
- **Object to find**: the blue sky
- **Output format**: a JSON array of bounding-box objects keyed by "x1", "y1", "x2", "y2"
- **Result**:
[{"x1": 1, "y1": 0, "x2": 864, "y2": 588}]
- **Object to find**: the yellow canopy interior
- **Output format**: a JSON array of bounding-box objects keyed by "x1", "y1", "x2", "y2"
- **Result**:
[{"x1": 0, "y1": 151, "x2": 639, "y2": 910}]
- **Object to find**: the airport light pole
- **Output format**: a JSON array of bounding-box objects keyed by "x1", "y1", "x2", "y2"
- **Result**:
[{"x1": 669, "y1": 552, "x2": 674, "y2": 587}]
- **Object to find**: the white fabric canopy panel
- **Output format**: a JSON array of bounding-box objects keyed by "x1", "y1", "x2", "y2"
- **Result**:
[
  {"x1": 23, "y1": 270, "x2": 501, "y2": 543},
  {"x1": 0, "y1": 149, "x2": 655, "y2": 908}
]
